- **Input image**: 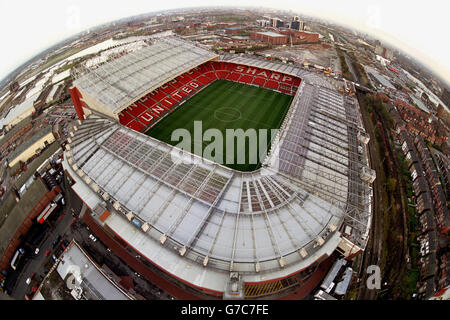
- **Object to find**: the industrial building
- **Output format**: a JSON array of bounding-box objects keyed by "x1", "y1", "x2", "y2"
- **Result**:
[
  {"x1": 250, "y1": 31, "x2": 288, "y2": 45},
  {"x1": 250, "y1": 30, "x2": 319, "y2": 46}
]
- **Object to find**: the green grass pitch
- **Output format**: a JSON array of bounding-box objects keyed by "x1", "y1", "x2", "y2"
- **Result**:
[{"x1": 145, "y1": 79, "x2": 293, "y2": 171}]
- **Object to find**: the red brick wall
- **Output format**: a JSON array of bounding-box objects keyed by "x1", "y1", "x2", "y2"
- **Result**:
[{"x1": 250, "y1": 32, "x2": 287, "y2": 45}]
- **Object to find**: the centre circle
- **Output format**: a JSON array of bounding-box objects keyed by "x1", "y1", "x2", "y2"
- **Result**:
[{"x1": 214, "y1": 107, "x2": 242, "y2": 122}]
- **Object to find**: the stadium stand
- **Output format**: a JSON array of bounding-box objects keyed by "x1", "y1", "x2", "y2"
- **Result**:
[{"x1": 118, "y1": 61, "x2": 302, "y2": 133}]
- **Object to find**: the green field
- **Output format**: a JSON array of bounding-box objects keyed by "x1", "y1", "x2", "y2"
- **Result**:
[{"x1": 146, "y1": 80, "x2": 293, "y2": 171}]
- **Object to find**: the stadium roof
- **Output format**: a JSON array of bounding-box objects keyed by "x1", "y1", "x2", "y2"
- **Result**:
[
  {"x1": 64, "y1": 72, "x2": 372, "y2": 291},
  {"x1": 64, "y1": 48, "x2": 373, "y2": 292},
  {"x1": 73, "y1": 37, "x2": 217, "y2": 115}
]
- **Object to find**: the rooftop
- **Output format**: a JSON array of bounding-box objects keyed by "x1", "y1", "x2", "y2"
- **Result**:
[{"x1": 7, "y1": 125, "x2": 53, "y2": 163}]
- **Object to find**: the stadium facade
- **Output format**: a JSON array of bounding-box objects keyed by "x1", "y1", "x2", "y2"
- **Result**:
[{"x1": 63, "y1": 37, "x2": 375, "y2": 299}]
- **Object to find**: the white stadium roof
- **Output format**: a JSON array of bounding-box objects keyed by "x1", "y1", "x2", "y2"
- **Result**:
[
  {"x1": 64, "y1": 52, "x2": 373, "y2": 292},
  {"x1": 73, "y1": 37, "x2": 217, "y2": 115}
]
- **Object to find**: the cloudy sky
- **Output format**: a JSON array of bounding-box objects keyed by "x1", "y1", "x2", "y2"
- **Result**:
[{"x1": 0, "y1": 0, "x2": 449, "y2": 85}]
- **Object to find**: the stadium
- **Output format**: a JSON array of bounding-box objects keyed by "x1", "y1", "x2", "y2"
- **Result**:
[{"x1": 63, "y1": 37, "x2": 375, "y2": 299}]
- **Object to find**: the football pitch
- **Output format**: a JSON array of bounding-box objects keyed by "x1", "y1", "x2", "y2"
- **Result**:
[{"x1": 146, "y1": 79, "x2": 293, "y2": 171}]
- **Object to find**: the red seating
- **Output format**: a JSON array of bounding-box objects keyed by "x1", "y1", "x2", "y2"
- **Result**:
[
  {"x1": 139, "y1": 96, "x2": 157, "y2": 109},
  {"x1": 149, "y1": 89, "x2": 166, "y2": 102},
  {"x1": 205, "y1": 63, "x2": 214, "y2": 72},
  {"x1": 127, "y1": 120, "x2": 146, "y2": 132},
  {"x1": 122, "y1": 61, "x2": 301, "y2": 133},
  {"x1": 204, "y1": 71, "x2": 217, "y2": 81},
  {"x1": 197, "y1": 76, "x2": 212, "y2": 85},
  {"x1": 127, "y1": 102, "x2": 147, "y2": 117},
  {"x1": 265, "y1": 80, "x2": 279, "y2": 90},
  {"x1": 138, "y1": 111, "x2": 156, "y2": 126},
  {"x1": 225, "y1": 63, "x2": 235, "y2": 71},
  {"x1": 170, "y1": 78, "x2": 185, "y2": 88},
  {"x1": 148, "y1": 104, "x2": 169, "y2": 115},
  {"x1": 216, "y1": 70, "x2": 230, "y2": 79},
  {"x1": 119, "y1": 110, "x2": 134, "y2": 126},
  {"x1": 279, "y1": 88, "x2": 292, "y2": 95},
  {"x1": 160, "y1": 84, "x2": 177, "y2": 95},
  {"x1": 280, "y1": 74, "x2": 294, "y2": 85},
  {"x1": 187, "y1": 69, "x2": 201, "y2": 79},
  {"x1": 160, "y1": 97, "x2": 178, "y2": 108},
  {"x1": 187, "y1": 80, "x2": 202, "y2": 90},
  {"x1": 227, "y1": 72, "x2": 240, "y2": 81}
]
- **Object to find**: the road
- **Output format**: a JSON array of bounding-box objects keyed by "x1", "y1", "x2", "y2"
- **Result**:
[
  {"x1": 8, "y1": 170, "x2": 171, "y2": 300},
  {"x1": 9, "y1": 174, "x2": 78, "y2": 299}
]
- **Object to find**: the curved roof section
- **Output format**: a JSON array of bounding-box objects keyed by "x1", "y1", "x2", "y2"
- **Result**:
[{"x1": 221, "y1": 54, "x2": 337, "y2": 90}]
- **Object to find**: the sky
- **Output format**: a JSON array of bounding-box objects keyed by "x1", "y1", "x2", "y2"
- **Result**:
[{"x1": 0, "y1": 0, "x2": 449, "y2": 85}]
